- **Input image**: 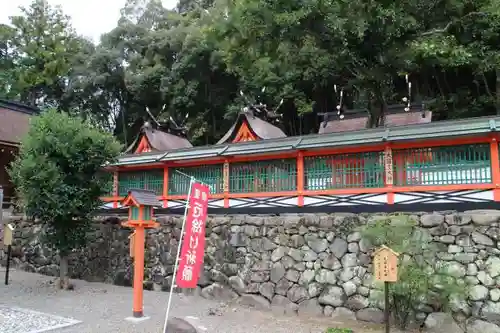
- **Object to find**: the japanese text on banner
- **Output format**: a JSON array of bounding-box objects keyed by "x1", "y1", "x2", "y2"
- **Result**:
[{"x1": 176, "y1": 182, "x2": 209, "y2": 288}]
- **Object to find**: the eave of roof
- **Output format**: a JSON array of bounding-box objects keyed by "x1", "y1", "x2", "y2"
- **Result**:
[
  {"x1": 110, "y1": 116, "x2": 500, "y2": 166},
  {"x1": 0, "y1": 140, "x2": 20, "y2": 147},
  {"x1": 0, "y1": 99, "x2": 40, "y2": 115}
]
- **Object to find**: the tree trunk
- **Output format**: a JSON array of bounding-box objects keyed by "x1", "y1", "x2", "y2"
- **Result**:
[
  {"x1": 121, "y1": 107, "x2": 128, "y2": 147},
  {"x1": 58, "y1": 254, "x2": 72, "y2": 290},
  {"x1": 379, "y1": 102, "x2": 387, "y2": 127},
  {"x1": 368, "y1": 88, "x2": 388, "y2": 128}
]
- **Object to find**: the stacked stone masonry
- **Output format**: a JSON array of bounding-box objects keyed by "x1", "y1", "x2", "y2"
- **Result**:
[{"x1": 3, "y1": 211, "x2": 500, "y2": 330}]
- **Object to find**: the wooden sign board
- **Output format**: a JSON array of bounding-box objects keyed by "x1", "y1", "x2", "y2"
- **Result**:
[
  {"x1": 223, "y1": 162, "x2": 229, "y2": 192},
  {"x1": 129, "y1": 232, "x2": 136, "y2": 258},
  {"x1": 373, "y1": 245, "x2": 399, "y2": 282},
  {"x1": 3, "y1": 224, "x2": 14, "y2": 246},
  {"x1": 384, "y1": 147, "x2": 394, "y2": 186}
]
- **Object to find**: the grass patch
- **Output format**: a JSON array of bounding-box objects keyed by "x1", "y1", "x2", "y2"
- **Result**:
[{"x1": 325, "y1": 328, "x2": 354, "y2": 333}]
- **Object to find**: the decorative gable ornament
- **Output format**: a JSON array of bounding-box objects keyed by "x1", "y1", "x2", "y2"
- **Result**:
[
  {"x1": 218, "y1": 89, "x2": 286, "y2": 144},
  {"x1": 126, "y1": 106, "x2": 193, "y2": 154},
  {"x1": 126, "y1": 121, "x2": 193, "y2": 154},
  {"x1": 318, "y1": 76, "x2": 432, "y2": 134}
]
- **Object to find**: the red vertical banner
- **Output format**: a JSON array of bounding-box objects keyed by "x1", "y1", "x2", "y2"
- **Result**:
[{"x1": 176, "y1": 182, "x2": 210, "y2": 289}]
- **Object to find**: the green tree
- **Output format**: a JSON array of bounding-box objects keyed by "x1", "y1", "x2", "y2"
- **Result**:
[
  {"x1": 407, "y1": 0, "x2": 500, "y2": 118},
  {"x1": 211, "y1": 0, "x2": 500, "y2": 129},
  {"x1": 213, "y1": 0, "x2": 427, "y2": 127},
  {"x1": 76, "y1": 0, "x2": 239, "y2": 145},
  {"x1": 5, "y1": 0, "x2": 89, "y2": 107},
  {"x1": 8, "y1": 109, "x2": 121, "y2": 289},
  {"x1": 9, "y1": 0, "x2": 500, "y2": 144},
  {"x1": 0, "y1": 24, "x2": 17, "y2": 99}
]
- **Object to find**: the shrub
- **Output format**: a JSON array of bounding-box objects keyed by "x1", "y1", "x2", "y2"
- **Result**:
[
  {"x1": 8, "y1": 108, "x2": 121, "y2": 289},
  {"x1": 359, "y1": 214, "x2": 466, "y2": 329}
]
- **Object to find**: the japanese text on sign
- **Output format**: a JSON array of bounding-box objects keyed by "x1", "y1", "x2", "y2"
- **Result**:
[
  {"x1": 176, "y1": 182, "x2": 209, "y2": 288},
  {"x1": 373, "y1": 245, "x2": 399, "y2": 282},
  {"x1": 384, "y1": 147, "x2": 393, "y2": 186}
]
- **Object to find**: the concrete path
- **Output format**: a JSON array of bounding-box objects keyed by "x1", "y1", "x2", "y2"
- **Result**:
[{"x1": 0, "y1": 269, "x2": 407, "y2": 333}]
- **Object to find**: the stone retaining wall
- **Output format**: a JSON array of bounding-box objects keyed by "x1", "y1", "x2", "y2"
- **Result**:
[{"x1": 2, "y1": 211, "x2": 500, "y2": 330}]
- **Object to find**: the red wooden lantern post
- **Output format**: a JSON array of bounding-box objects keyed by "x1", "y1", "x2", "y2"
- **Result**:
[{"x1": 122, "y1": 189, "x2": 160, "y2": 320}]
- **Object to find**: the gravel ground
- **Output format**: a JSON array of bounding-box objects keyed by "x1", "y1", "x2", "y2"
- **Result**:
[
  {"x1": 0, "y1": 268, "x2": 406, "y2": 333},
  {"x1": 0, "y1": 306, "x2": 81, "y2": 333}
]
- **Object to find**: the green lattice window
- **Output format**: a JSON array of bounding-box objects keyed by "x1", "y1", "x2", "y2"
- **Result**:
[
  {"x1": 229, "y1": 159, "x2": 297, "y2": 193},
  {"x1": 168, "y1": 165, "x2": 223, "y2": 195},
  {"x1": 143, "y1": 207, "x2": 152, "y2": 220},
  {"x1": 304, "y1": 152, "x2": 384, "y2": 190},
  {"x1": 393, "y1": 144, "x2": 492, "y2": 186},
  {"x1": 118, "y1": 169, "x2": 163, "y2": 196},
  {"x1": 131, "y1": 206, "x2": 139, "y2": 220},
  {"x1": 97, "y1": 171, "x2": 114, "y2": 196}
]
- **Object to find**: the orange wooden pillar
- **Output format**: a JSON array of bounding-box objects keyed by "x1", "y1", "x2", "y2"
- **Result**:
[
  {"x1": 122, "y1": 189, "x2": 160, "y2": 320},
  {"x1": 297, "y1": 151, "x2": 304, "y2": 207},
  {"x1": 162, "y1": 166, "x2": 169, "y2": 208},
  {"x1": 223, "y1": 159, "x2": 230, "y2": 208},
  {"x1": 132, "y1": 226, "x2": 145, "y2": 317},
  {"x1": 490, "y1": 137, "x2": 500, "y2": 201}
]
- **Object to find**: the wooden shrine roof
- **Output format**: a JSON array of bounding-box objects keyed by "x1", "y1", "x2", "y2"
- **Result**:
[
  {"x1": 112, "y1": 115, "x2": 500, "y2": 167},
  {"x1": 124, "y1": 189, "x2": 162, "y2": 207},
  {"x1": 0, "y1": 99, "x2": 39, "y2": 146},
  {"x1": 125, "y1": 124, "x2": 193, "y2": 154},
  {"x1": 319, "y1": 107, "x2": 432, "y2": 134},
  {"x1": 217, "y1": 110, "x2": 286, "y2": 144}
]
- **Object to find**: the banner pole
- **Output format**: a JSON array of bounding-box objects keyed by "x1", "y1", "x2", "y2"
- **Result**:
[
  {"x1": 162, "y1": 176, "x2": 195, "y2": 333},
  {"x1": 174, "y1": 170, "x2": 209, "y2": 186}
]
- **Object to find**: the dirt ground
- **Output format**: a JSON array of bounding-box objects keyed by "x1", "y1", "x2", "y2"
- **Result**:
[{"x1": 0, "y1": 268, "x2": 413, "y2": 333}]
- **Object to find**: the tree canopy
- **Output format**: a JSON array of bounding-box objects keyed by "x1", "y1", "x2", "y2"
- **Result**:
[{"x1": 2, "y1": 0, "x2": 500, "y2": 145}]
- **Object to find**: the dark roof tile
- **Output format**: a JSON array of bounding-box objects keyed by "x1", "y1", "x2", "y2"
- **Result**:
[
  {"x1": 126, "y1": 189, "x2": 162, "y2": 207},
  {"x1": 319, "y1": 110, "x2": 432, "y2": 134},
  {"x1": 126, "y1": 127, "x2": 193, "y2": 153},
  {"x1": 385, "y1": 110, "x2": 432, "y2": 127},
  {"x1": 319, "y1": 117, "x2": 368, "y2": 134}
]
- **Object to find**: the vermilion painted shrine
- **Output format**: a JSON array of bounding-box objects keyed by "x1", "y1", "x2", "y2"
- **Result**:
[{"x1": 100, "y1": 104, "x2": 500, "y2": 214}]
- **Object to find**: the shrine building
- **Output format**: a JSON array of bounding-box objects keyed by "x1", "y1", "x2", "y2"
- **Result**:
[{"x1": 101, "y1": 103, "x2": 500, "y2": 214}]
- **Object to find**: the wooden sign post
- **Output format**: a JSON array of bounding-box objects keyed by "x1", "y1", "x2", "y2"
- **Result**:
[
  {"x1": 373, "y1": 245, "x2": 399, "y2": 333},
  {"x1": 129, "y1": 231, "x2": 136, "y2": 258},
  {"x1": 4, "y1": 223, "x2": 14, "y2": 285}
]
